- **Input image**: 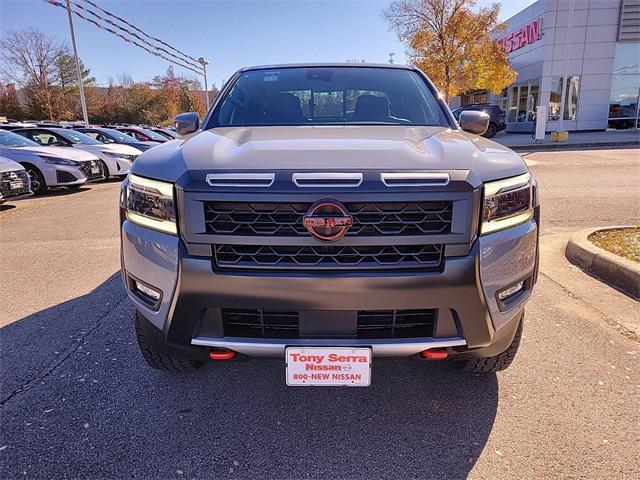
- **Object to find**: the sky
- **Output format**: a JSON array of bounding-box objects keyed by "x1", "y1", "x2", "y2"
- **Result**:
[{"x1": 1, "y1": 0, "x2": 536, "y2": 88}]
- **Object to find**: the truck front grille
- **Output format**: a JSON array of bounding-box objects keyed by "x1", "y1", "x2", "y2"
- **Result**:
[
  {"x1": 221, "y1": 309, "x2": 436, "y2": 339},
  {"x1": 204, "y1": 200, "x2": 453, "y2": 237},
  {"x1": 214, "y1": 243, "x2": 443, "y2": 271}
]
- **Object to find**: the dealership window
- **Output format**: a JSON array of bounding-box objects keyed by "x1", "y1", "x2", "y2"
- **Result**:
[
  {"x1": 506, "y1": 81, "x2": 539, "y2": 122},
  {"x1": 528, "y1": 84, "x2": 539, "y2": 121},
  {"x1": 508, "y1": 86, "x2": 518, "y2": 122},
  {"x1": 563, "y1": 76, "x2": 580, "y2": 121},
  {"x1": 608, "y1": 43, "x2": 640, "y2": 129},
  {"x1": 500, "y1": 89, "x2": 508, "y2": 113},
  {"x1": 549, "y1": 77, "x2": 563, "y2": 121}
]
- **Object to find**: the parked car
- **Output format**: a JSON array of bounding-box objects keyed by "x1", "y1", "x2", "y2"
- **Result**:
[
  {"x1": 0, "y1": 130, "x2": 103, "y2": 195},
  {"x1": 13, "y1": 127, "x2": 141, "y2": 179},
  {"x1": 110, "y1": 126, "x2": 168, "y2": 143},
  {"x1": 75, "y1": 127, "x2": 161, "y2": 152},
  {"x1": 0, "y1": 122, "x2": 35, "y2": 131},
  {"x1": 121, "y1": 64, "x2": 539, "y2": 381},
  {"x1": 452, "y1": 104, "x2": 506, "y2": 138},
  {"x1": 0, "y1": 156, "x2": 32, "y2": 204},
  {"x1": 148, "y1": 127, "x2": 180, "y2": 140}
]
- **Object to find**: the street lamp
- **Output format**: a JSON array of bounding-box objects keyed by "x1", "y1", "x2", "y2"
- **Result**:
[{"x1": 198, "y1": 57, "x2": 210, "y2": 110}]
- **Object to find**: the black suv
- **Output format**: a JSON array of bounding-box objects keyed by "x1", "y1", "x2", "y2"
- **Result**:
[{"x1": 452, "y1": 104, "x2": 506, "y2": 138}]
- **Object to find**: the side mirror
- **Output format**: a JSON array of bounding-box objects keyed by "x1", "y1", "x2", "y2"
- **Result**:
[
  {"x1": 458, "y1": 110, "x2": 490, "y2": 136},
  {"x1": 174, "y1": 112, "x2": 200, "y2": 136}
]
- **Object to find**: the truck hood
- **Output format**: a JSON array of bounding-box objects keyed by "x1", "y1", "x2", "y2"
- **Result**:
[
  {"x1": 131, "y1": 126, "x2": 528, "y2": 183},
  {"x1": 2, "y1": 145, "x2": 99, "y2": 161}
]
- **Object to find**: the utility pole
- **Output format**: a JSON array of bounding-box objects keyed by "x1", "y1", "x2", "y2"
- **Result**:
[
  {"x1": 65, "y1": 0, "x2": 89, "y2": 126},
  {"x1": 198, "y1": 57, "x2": 210, "y2": 110}
]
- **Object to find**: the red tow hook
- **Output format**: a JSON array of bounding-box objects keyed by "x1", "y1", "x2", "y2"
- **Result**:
[
  {"x1": 420, "y1": 348, "x2": 448, "y2": 360},
  {"x1": 209, "y1": 348, "x2": 236, "y2": 361}
]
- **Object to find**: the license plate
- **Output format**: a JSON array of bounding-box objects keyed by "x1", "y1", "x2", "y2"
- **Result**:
[
  {"x1": 286, "y1": 347, "x2": 371, "y2": 387},
  {"x1": 91, "y1": 166, "x2": 100, "y2": 174},
  {"x1": 10, "y1": 180, "x2": 23, "y2": 190}
]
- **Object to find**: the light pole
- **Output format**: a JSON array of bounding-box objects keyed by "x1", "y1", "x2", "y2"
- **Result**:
[
  {"x1": 198, "y1": 57, "x2": 210, "y2": 110},
  {"x1": 65, "y1": 0, "x2": 89, "y2": 127}
]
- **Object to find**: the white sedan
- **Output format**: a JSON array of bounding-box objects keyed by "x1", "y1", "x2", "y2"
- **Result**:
[{"x1": 13, "y1": 127, "x2": 141, "y2": 179}]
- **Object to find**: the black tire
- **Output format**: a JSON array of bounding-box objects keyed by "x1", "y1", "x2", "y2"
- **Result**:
[
  {"x1": 99, "y1": 160, "x2": 110, "y2": 181},
  {"x1": 483, "y1": 123, "x2": 498, "y2": 138},
  {"x1": 134, "y1": 310, "x2": 205, "y2": 373},
  {"x1": 24, "y1": 164, "x2": 48, "y2": 195},
  {"x1": 452, "y1": 315, "x2": 523, "y2": 373}
]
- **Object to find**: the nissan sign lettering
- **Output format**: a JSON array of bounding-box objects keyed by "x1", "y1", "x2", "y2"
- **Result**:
[{"x1": 498, "y1": 18, "x2": 542, "y2": 53}]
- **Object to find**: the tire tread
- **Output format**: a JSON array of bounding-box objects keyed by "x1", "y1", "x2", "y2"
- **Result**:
[
  {"x1": 453, "y1": 315, "x2": 523, "y2": 373},
  {"x1": 134, "y1": 312, "x2": 203, "y2": 373}
]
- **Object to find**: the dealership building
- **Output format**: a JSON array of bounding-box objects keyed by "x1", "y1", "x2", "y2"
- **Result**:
[{"x1": 450, "y1": 0, "x2": 640, "y2": 132}]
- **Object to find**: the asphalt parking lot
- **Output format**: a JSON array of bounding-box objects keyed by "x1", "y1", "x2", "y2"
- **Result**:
[{"x1": 1, "y1": 148, "x2": 639, "y2": 479}]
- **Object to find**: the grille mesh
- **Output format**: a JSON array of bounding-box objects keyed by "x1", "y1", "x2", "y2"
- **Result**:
[
  {"x1": 214, "y1": 243, "x2": 443, "y2": 270},
  {"x1": 0, "y1": 170, "x2": 30, "y2": 197},
  {"x1": 221, "y1": 309, "x2": 436, "y2": 339},
  {"x1": 79, "y1": 160, "x2": 103, "y2": 180},
  {"x1": 204, "y1": 201, "x2": 453, "y2": 237}
]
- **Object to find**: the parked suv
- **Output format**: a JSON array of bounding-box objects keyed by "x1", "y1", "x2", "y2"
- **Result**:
[
  {"x1": 121, "y1": 64, "x2": 539, "y2": 384},
  {"x1": 452, "y1": 104, "x2": 506, "y2": 138}
]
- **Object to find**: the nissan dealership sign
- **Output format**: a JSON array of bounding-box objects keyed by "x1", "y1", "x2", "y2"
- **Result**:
[{"x1": 498, "y1": 18, "x2": 542, "y2": 53}]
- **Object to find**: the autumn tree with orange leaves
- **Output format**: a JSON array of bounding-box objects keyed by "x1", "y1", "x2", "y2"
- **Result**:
[{"x1": 384, "y1": 0, "x2": 516, "y2": 102}]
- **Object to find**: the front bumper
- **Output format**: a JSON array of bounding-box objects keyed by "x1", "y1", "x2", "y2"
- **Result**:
[{"x1": 121, "y1": 217, "x2": 537, "y2": 359}]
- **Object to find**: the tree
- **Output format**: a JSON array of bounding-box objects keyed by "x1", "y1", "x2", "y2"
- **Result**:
[
  {"x1": 56, "y1": 54, "x2": 95, "y2": 93},
  {"x1": 384, "y1": 0, "x2": 517, "y2": 102},
  {"x1": 0, "y1": 83, "x2": 24, "y2": 119},
  {"x1": 178, "y1": 85, "x2": 198, "y2": 113},
  {"x1": 0, "y1": 28, "x2": 67, "y2": 119}
]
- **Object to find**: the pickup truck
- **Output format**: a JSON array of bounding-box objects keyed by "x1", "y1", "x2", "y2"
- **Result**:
[{"x1": 120, "y1": 64, "x2": 539, "y2": 386}]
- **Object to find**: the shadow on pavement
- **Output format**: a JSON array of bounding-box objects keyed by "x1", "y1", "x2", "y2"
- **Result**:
[
  {"x1": 0, "y1": 203, "x2": 17, "y2": 212},
  {"x1": 0, "y1": 274, "x2": 498, "y2": 479}
]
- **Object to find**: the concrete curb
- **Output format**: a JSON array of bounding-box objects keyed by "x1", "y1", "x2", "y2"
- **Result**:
[
  {"x1": 565, "y1": 226, "x2": 640, "y2": 299},
  {"x1": 508, "y1": 141, "x2": 640, "y2": 152}
]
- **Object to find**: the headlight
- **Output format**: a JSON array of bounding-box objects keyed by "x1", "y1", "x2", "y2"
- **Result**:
[
  {"x1": 124, "y1": 174, "x2": 177, "y2": 234},
  {"x1": 481, "y1": 172, "x2": 533, "y2": 235},
  {"x1": 38, "y1": 155, "x2": 78, "y2": 166},
  {"x1": 102, "y1": 151, "x2": 138, "y2": 161}
]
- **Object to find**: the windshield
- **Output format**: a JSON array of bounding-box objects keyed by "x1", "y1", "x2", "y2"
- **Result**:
[
  {"x1": 103, "y1": 128, "x2": 138, "y2": 142},
  {"x1": 158, "y1": 129, "x2": 179, "y2": 139},
  {"x1": 209, "y1": 67, "x2": 449, "y2": 128},
  {"x1": 139, "y1": 129, "x2": 167, "y2": 141},
  {"x1": 55, "y1": 129, "x2": 102, "y2": 145},
  {"x1": 0, "y1": 130, "x2": 40, "y2": 148}
]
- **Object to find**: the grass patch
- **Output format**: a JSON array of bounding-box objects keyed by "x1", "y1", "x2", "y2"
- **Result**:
[{"x1": 588, "y1": 227, "x2": 640, "y2": 263}]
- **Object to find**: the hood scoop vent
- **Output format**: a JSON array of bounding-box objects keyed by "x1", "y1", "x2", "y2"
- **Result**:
[
  {"x1": 381, "y1": 172, "x2": 450, "y2": 187},
  {"x1": 206, "y1": 173, "x2": 275, "y2": 187},
  {"x1": 292, "y1": 173, "x2": 363, "y2": 188}
]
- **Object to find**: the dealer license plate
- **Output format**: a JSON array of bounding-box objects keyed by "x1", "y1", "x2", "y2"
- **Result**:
[
  {"x1": 286, "y1": 347, "x2": 371, "y2": 387},
  {"x1": 10, "y1": 180, "x2": 23, "y2": 190}
]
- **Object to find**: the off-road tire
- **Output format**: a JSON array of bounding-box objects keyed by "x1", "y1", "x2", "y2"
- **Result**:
[
  {"x1": 453, "y1": 315, "x2": 523, "y2": 373},
  {"x1": 134, "y1": 311, "x2": 205, "y2": 373}
]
